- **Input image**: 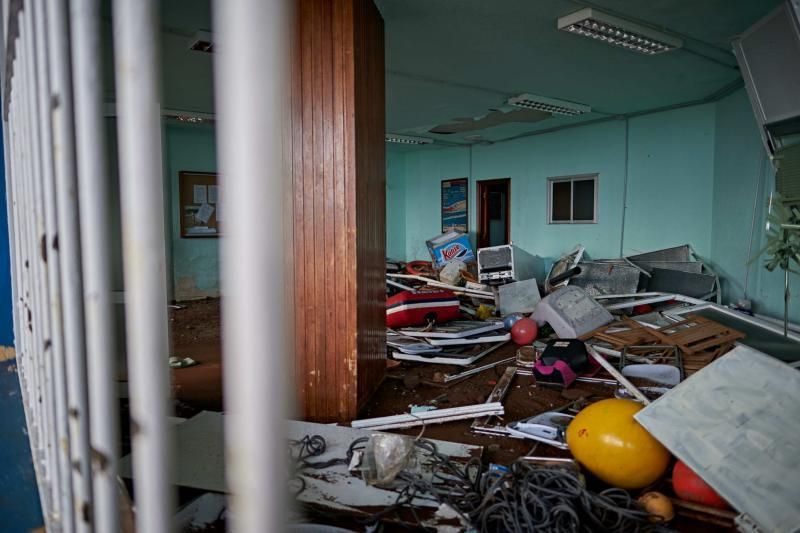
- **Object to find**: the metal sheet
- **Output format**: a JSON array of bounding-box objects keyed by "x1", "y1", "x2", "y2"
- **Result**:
[
  {"x1": 635, "y1": 346, "x2": 800, "y2": 533},
  {"x1": 570, "y1": 262, "x2": 640, "y2": 296},
  {"x1": 627, "y1": 245, "x2": 691, "y2": 262},
  {"x1": 497, "y1": 278, "x2": 541, "y2": 314},
  {"x1": 630, "y1": 261, "x2": 703, "y2": 274},
  {"x1": 646, "y1": 268, "x2": 716, "y2": 298}
]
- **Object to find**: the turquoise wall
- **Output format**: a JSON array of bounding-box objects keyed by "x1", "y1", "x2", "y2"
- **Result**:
[
  {"x1": 624, "y1": 105, "x2": 715, "y2": 257},
  {"x1": 386, "y1": 145, "x2": 407, "y2": 259},
  {"x1": 710, "y1": 90, "x2": 799, "y2": 323},
  {"x1": 391, "y1": 103, "x2": 715, "y2": 262},
  {"x1": 164, "y1": 123, "x2": 220, "y2": 300},
  {"x1": 387, "y1": 92, "x2": 797, "y2": 323}
]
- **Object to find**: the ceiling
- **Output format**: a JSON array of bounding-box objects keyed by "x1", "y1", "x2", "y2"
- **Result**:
[
  {"x1": 103, "y1": 0, "x2": 781, "y2": 146},
  {"x1": 375, "y1": 0, "x2": 781, "y2": 145}
]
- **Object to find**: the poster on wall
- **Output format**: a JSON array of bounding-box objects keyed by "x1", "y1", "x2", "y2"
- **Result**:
[{"x1": 441, "y1": 178, "x2": 468, "y2": 233}]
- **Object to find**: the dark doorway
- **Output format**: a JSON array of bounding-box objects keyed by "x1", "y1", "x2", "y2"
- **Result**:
[{"x1": 477, "y1": 178, "x2": 510, "y2": 248}]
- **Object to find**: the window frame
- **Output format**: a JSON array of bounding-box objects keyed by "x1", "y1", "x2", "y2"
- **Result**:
[{"x1": 547, "y1": 173, "x2": 599, "y2": 224}]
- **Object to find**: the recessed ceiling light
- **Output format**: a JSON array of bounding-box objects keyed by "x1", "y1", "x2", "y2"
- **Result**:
[
  {"x1": 557, "y1": 7, "x2": 682, "y2": 55},
  {"x1": 385, "y1": 133, "x2": 433, "y2": 145},
  {"x1": 189, "y1": 30, "x2": 214, "y2": 53},
  {"x1": 506, "y1": 93, "x2": 591, "y2": 116}
]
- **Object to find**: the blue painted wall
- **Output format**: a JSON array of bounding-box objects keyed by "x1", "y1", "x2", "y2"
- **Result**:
[
  {"x1": 165, "y1": 123, "x2": 220, "y2": 300},
  {"x1": 0, "y1": 129, "x2": 13, "y2": 345},
  {"x1": 0, "y1": 126, "x2": 44, "y2": 530},
  {"x1": 388, "y1": 95, "x2": 794, "y2": 322}
]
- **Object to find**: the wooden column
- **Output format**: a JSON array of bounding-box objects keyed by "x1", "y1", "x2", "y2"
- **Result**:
[{"x1": 290, "y1": 0, "x2": 386, "y2": 422}]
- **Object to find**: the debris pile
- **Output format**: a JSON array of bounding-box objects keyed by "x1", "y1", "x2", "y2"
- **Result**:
[{"x1": 292, "y1": 236, "x2": 800, "y2": 531}]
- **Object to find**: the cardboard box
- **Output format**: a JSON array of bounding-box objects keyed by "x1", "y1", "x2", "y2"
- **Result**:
[{"x1": 426, "y1": 231, "x2": 475, "y2": 268}]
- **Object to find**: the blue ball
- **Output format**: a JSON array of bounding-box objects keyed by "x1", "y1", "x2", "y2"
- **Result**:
[{"x1": 503, "y1": 313, "x2": 524, "y2": 330}]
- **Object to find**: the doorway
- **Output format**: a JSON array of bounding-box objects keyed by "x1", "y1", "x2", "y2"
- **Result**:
[{"x1": 477, "y1": 179, "x2": 510, "y2": 248}]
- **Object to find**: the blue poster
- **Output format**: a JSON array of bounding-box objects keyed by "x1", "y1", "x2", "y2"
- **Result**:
[{"x1": 441, "y1": 178, "x2": 468, "y2": 232}]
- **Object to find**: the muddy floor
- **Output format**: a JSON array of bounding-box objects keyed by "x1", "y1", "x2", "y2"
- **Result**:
[{"x1": 167, "y1": 298, "x2": 730, "y2": 532}]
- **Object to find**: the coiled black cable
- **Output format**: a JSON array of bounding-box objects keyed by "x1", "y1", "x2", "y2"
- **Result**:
[{"x1": 289, "y1": 435, "x2": 668, "y2": 532}]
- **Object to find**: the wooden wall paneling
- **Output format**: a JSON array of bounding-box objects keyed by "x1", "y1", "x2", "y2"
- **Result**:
[
  {"x1": 291, "y1": 0, "x2": 385, "y2": 422},
  {"x1": 354, "y1": 0, "x2": 386, "y2": 409}
]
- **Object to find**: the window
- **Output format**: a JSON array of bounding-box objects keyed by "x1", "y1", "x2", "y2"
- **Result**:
[{"x1": 547, "y1": 174, "x2": 598, "y2": 223}]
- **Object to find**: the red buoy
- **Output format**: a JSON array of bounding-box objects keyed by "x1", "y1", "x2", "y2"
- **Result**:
[{"x1": 672, "y1": 460, "x2": 729, "y2": 509}]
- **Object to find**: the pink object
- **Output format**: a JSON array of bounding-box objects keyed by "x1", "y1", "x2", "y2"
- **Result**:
[{"x1": 510, "y1": 318, "x2": 538, "y2": 345}]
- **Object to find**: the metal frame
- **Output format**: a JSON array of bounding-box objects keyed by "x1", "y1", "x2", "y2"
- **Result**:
[{"x1": 547, "y1": 173, "x2": 599, "y2": 224}]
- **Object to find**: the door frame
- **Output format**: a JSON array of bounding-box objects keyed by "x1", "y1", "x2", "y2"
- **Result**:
[{"x1": 477, "y1": 178, "x2": 511, "y2": 249}]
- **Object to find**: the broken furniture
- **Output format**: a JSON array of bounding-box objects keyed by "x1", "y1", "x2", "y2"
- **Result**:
[
  {"x1": 635, "y1": 345, "x2": 800, "y2": 533},
  {"x1": 583, "y1": 314, "x2": 744, "y2": 375},
  {"x1": 545, "y1": 245, "x2": 585, "y2": 293}
]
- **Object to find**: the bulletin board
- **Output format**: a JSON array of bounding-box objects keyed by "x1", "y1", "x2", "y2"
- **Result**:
[{"x1": 179, "y1": 171, "x2": 221, "y2": 238}]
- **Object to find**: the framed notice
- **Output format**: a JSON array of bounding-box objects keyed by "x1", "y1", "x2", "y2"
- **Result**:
[
  {"x1": 441, "y1": 178, "x2": 468, "y2": 232},
  {"x1": 179, "y1": 171, "x2": 220, "y2": 238}
]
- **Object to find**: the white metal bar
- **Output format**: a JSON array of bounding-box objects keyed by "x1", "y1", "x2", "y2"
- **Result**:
[
  {"x1": 21, "y1": 12, "x2": 60, "y2": 524},
  {"x1": 69, "y1": 0, "x2": 120, "y2": 530},
  {"x1": 351, "y1": 403, "x2": 506, "y2": 430},
  {"x1": 30, "y1": 3, "x2": 73, "y2": 528},
  {"x1": 213, "y1": 0, "x2": 291, "y2": 531},
  {"x1": 46, "y1": 0, "x2": 94, "y2": 528},
  {"x1": 111, "y1": 1, "x2": 173, "y2": 531},
  {"x1": 586, "y1": 345, "x2": 650, "y2": 404}
]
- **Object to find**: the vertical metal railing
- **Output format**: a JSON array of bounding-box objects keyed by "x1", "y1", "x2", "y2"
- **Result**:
[
  {"x1": 69, "y1": 0, "x2": 121, "y2": 529},
  {"x1": 47, "y1": 0, "x2": 93, "y2": 529},
  {"x1": 214, "y1": 1, "x2": 291, "y2": 531},
  {"x1": 3, "y1": 0, "x2": 293, "y2": 530},
  {"x1": 111, "y1": 0, "x2": 174, "y2": 532}
]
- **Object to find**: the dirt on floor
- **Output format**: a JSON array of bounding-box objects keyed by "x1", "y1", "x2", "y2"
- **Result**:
[{"x1": 166, "y1": 298, "x2": 730, "y2": 532}]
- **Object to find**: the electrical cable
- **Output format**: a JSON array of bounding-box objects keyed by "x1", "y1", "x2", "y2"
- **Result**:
[{"x1": 289, "y1": 435, "x2": 669, "y2": 532}]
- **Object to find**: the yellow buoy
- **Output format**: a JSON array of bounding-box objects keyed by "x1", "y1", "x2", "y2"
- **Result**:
[{"x1": 566, "y1": 398, "x2": 669, "y2": 489}]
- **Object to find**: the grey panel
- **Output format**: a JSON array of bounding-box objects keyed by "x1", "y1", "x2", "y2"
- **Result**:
[
  {"x1": 646, "y1": 268, "x2": 715, "y2": 298},
  {"x1": 734, "y1": 3, "x2": 800, "y2": 126},
  {"x1": 630, "y1": 261, "x2": 703, "y2": 274},
  {"x1": 627, "y1": 245, "x2": 691, "y2": 262},
  {"x1": 570, "y1": 262, "x2": 640, "y2": 296},
  {"x1": 635, "y1": 346, "x2": 800, "y2": 533}
]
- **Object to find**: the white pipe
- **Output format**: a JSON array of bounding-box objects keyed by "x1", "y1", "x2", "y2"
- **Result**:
[
  {"x1": 112, "y1": 1, "x2": 174, "y2": 531},
  {"x1": 32, "y1": 1, "x2": 76, "y2": 527},
  {"x1": 23, "y1": 9, "x2": 62, "y2": 523},
  {"x1": 213, "y1": 0, "x2": 291, "y2": 531},
  {"x1": 70, "y1": 0, "x2": 120, "y2": 529},
  {"x1": 46, "y1": 0, "x2": 94, "y2": 528}
]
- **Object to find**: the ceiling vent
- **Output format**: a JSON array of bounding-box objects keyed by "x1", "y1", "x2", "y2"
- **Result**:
[
  {"x1": 558, "y1": 7, "x2": 682, "y2": 55},
  {"x1": 506, "y1": 93, "x2": 591, "y2": 116},
  {"x1": 189, "y1": 30, "x2": 214, "y2": 53},
  {"x1": 385, "y1": 133, "x2": 433, "y2": 145}
]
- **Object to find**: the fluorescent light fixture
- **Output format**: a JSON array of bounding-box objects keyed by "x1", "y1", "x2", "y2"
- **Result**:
[
  {"x1": 385, "y1": 133, "x2": 433, "y2": 145},
  {"x1": 506, "y1": 93, "x2": 591, "y2": 116},
  {"x1": 557, "y1": 7, "x2": 682, "y2": 55}
]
